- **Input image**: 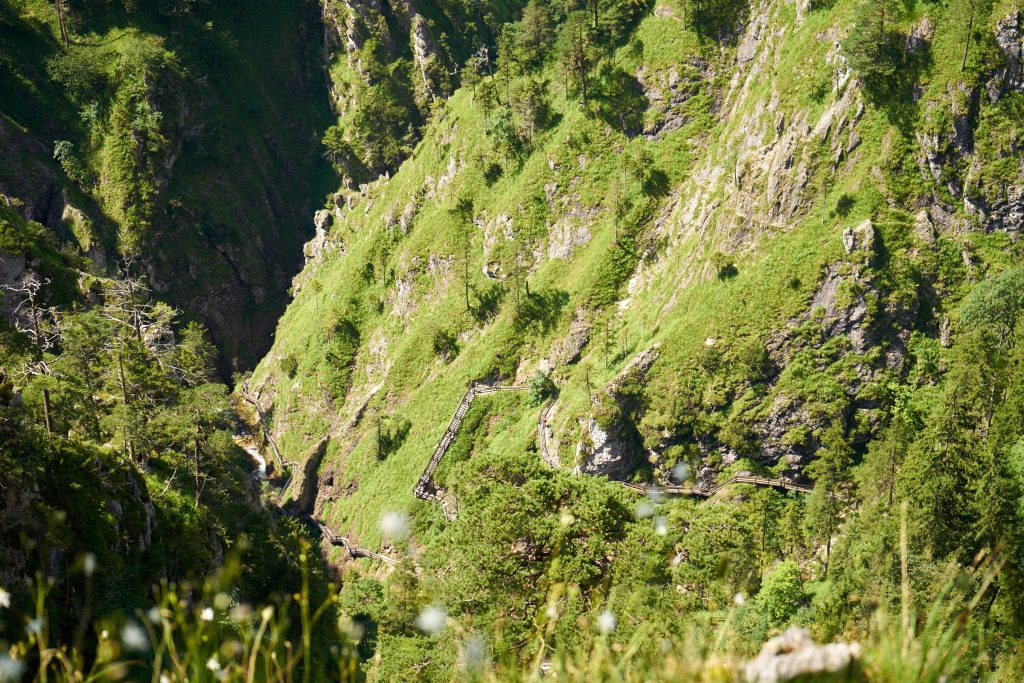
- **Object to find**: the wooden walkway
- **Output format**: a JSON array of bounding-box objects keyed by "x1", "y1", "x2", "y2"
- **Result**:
[
  {"x1": 413, "y1": 382, "x2": 529, "y2": 519},
  {"x1": 306, "y1": 516, "x2": 398, "y2": 566},
  {"x1": 414, "y1": 380, "x2": 815, "y2": 519},
  {"x1": 622, "y1": 474, "x2": 813, "y2": 497}
]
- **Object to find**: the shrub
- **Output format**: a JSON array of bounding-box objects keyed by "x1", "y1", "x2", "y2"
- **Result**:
[
  {"x1": 711, "y1": 251, "x2": 738, "y2": 280},
  {"x1": 755, "y1": 560, "x2": 806, "y2": 626},
  {"x1": 432, "y1": 328, "x2": 459, "y2": 361},
  {"x1": 375, "y1": 415, "x2": 412, "y2": 459},
  {"x1": 528, "y1": 370, "x2": 556, "y2": 406},
  {"x1": 279, "y1": 354, "x2": 298, "y2": 378}
]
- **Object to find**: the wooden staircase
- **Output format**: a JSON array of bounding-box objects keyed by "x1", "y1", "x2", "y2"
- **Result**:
[{"x1": 414, "y1": 382, "x2": 529, "y2": 518}]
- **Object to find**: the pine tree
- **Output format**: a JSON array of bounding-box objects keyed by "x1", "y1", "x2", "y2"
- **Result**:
[
  {"x1": 806, "y1": 423, "x2": 853, "y2": 576},
  {"x1": 840, "y1": 0, "x2": 905, "y2": 95},
  {"x1": 449, "y1": 195, "x2": 475, "y2": 313},
  {"x1": 516, "y1": 0, "x2": 553, "y2": 71},
  {"x1": 557, "y1": 13, "x2": 596, "y2": 104}
]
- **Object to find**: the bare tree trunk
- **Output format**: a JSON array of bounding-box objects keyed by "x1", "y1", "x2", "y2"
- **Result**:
[
  {"x1": 961, "y1": 3, "x2": 976, "y2": 72},
  {"x1": 193, "y1": 430, "x2": 202, "y2": 506},
  {"x1": 116, "y1": 343, "x2": 137, "y2": 462},
  {"x1": 54, "y1": 0, "x2": 69, "y2": 47},
  {"x1": 42, "y1": 387, "x2": 54, "y2": 437}
]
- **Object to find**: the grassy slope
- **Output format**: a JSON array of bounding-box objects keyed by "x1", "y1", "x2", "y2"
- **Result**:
[{"x1": 250, "y1": 0, "x2": 1021, "y2": 557}]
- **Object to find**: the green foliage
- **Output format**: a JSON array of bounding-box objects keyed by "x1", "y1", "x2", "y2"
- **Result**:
[
  {"x1": 557, "y1": 12, "x2": 599, "y2": 103},
  {"x1": 0, "y1": 267, "x2": 331, "y2": 655},
  {"x1": 516, "y1": 0, "x2": 554, "y2": 70},
  {"x1": 0, "y1": 211, "x2": 34, "y2": 256},
  {"x1": 711, "y1": 251, "x2": 738, "y2": 280},
  {"x1": 374, "y1": 414, "x2": 412, "y2": 459},
  {"x1": 280, "y1": 353, "x2": 298, "y2": 378},
  {"x1": 959, "y1": 266, "x2": 1024, "y2": 341},
  {"x1": 319, "y1": 316, "x2": 360, "y2": 400},
  {"x1": 755, "y1": 559, "x2": 806, "y2": 626},
  {"x1": 528, "y1": 369, "x2": 556, "y2": 405},
  {"x1": 840, "y1": 0, "x2": 907, "y2": 99},
  {"x1": 432, "y1": 327, "x2": 460, "y2": 360},
  {"x1": 240, "y1": 1, "x2": 1024, "y2": 678}
]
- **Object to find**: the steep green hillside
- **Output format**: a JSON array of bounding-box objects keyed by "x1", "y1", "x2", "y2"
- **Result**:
[
  {"x1": 246, "y1": 0, "x2": 1024, "y2": 676},
  {"x1": 0, "y1": 0, "x2": 336, "y2": 370}
]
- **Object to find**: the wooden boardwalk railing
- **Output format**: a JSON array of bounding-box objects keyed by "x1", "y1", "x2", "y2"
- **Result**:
[
  {"x1": 414, "y1": 382, "x2": 529, "y2": 518},
  {"x1": 622, "y1": 474, "x2": 813, "y2": 497},
  {"x1": 308, "y1": 517, "x2": 398, "y2": 566},
  {"x1": 413, "y1": 381, "x2": 815, "y2": 521},
  {"x1": 538, "y1": 397, "x2": 556, "y2": 465}
]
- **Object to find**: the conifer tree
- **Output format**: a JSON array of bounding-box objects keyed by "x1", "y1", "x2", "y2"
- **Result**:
[{"x1": 806, "y1": 423, "x2": 853, "y2": 576}]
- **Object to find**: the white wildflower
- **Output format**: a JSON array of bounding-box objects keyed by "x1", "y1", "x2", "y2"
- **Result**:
[
  {"x1": 597, "y1": 610, "x2": 616, "y2": 634},
  {"x1": 0, "y1": 588, "x2": 10, "y2": 609},
  {"x1": 671, "y1": 462, "x2": 690, "y2": 483},
  {"x1": 229, "y1": 604, "x2": 253, "y2": 621},
  {"x1": 559, "y1": 512, "x2": 575, "y2": 527},
  {"x1": 121, "y1": 622, "x2": 148, "y2": 651},
  {"x1": 654, "y1": 516, "x2": 668, "y2": 536},
  {"x1": 646, "y1": 486, "x2": 664, "y2": 503},
  {"x1": 0, "y1": 654, "x2": 26, "y2": 682},
  {"x1": 734, "y1": 592, "x2": 746, "y2": 606},
  {"x1": 206, "y1": 656, "x2": 221, "y2": 672},
  {"x1": 201, "y1": 607, "x2": 215, "y2": 622},
  {"x1": 83, "y1": 553, "x2": 97, "y2": 577},
  {"x1": 415, "y1": 605, "x2": 447, "y2": 635},
  {"x1": 25, "y1": 618, "x2": 43, "y2": 636},
  {"x1": 635, "y1": 500, "x2": 655, "y2": 519},
  {"x1": 380, "y1": 511, "x2": 411, "y2": 541},
  {"x1": 462, "y1": 634, "x2": 487, "y2": 671}
]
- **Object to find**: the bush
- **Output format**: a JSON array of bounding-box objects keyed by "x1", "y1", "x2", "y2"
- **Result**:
[
  {"x1": 375, "y1": 415, "x2": 412, "y2": 459},
  {"x1": 711, "y1": 251, "x2": 738, "y2": 280},
  {"x1": 432, "y1": 328, "x2": 459, "y2": 361},
  {"x1": 592, "y1": 391, "x2": 621, "y2": 431},
  {"x1": 959, "y1": 267, "x2": 1024, "y2": 340},
  {"x1": 279, "y1": 354, "x2": 298, "y2": 378},
  {"x1": 840, "y1": 0, "x2": 906, "y2": 99},
  {"x1": 528, "y1": 370, "x2": 556, "y2": 406},
  {"x1": 754, "y1": 560, "x2": 806, "y2": 626}
]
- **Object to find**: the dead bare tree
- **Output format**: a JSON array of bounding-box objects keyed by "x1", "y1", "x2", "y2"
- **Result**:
[{"x1": 3, "y1": 275, "x2": 59, "y2": 436}]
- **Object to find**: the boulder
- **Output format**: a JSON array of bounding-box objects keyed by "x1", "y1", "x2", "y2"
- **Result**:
[
  {"x1": 842, "y1": 219, "x2": 875, "y2": 255},
  {"x1": 745, "y1": 628, "x2": 861, "y2": 683},
  {"x1": 905, "y1": 16, "x2": 935, "y2": 54}
]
